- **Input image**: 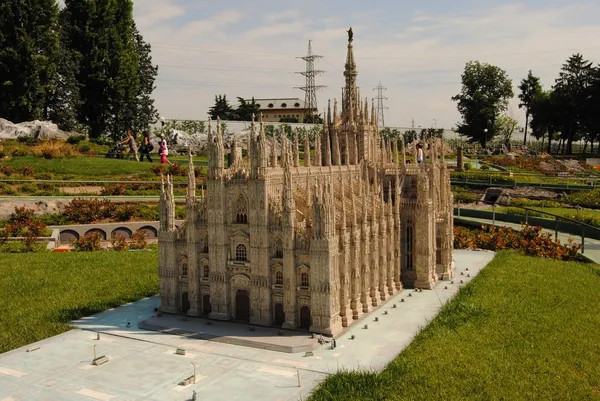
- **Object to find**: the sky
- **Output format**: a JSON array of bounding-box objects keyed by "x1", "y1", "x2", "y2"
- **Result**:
[{"x1": 131, "y1": 0, "x2": 600, "y2": 129}]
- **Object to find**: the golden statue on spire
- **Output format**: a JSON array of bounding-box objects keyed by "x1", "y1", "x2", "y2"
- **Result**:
[{"x1": 347, "y1": 27, "x2": 353, "y2": 42}]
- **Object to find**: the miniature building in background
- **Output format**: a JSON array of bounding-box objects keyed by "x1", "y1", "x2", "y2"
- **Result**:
[{"x1": 158, "y1": 30, "x2": 454, "y2": 336}]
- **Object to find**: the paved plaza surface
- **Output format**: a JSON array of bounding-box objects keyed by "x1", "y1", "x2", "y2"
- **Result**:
[{"x1": 0, "y1": 250, "x2": 495, "y2": 401}]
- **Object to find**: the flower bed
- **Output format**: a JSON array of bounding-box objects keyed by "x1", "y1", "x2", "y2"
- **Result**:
[{"x1": 454, "y1": 224, "x2": 581, "y2": 261}]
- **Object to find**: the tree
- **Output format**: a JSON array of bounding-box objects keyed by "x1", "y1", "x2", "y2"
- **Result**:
[
  {"x1": 552, "y1": 53, "x2": 594, "y2": 154},
  {"x1": 582, "y1": 64, "x2": 600, "y2": 153},
  {"x1": 404, "y1": 129, "x2": 418, "y2": 144},
  {"x1": 235, "y1": 97, "x2": 260, "y2": 121},
  {"x1": 128, "y1": 22, "x2": 158, "y2": 135},
  {"x1": 45, "y1": 6, "x2": 80, "y2": 131},
  {"x1": 208, "y1": 95, "x2": 235, "y2": 120},
  {"x1": 495, "y1": 114, "x2": 519, "y2": 143},
  {"x1": 0, "y1": 0, "x2": 60, "y2": 123},
  {"x1": 280, "y1": 116, "x2": 299, "y2": 123},
  {"x1": 452, "y1": 61, "x2": 513, "y2": 148},
  {"x1": 302, "y1": 113, "x2": 324, "y2": 124},
  {"x1": 530, "y1": 89, "x2": 560, "y2": 153},
  {"x1": 518, "y1": 70, "x2": 542, "y2": 145}
]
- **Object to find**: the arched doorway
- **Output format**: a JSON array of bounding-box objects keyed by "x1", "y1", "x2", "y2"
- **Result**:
[
  {"x1": 274, "y1": 303, "x2": 285, "y2": 326},
  {"x1": 300, "y1": 306, "x2": 311, "y2": 330},
  {"x1": 202, "y1": 295, "x2": 212, "y2": 316},
  {"x1": 235, "y1": 290, "x2": 250, "y2": 322},
  {"x1": 181, "y1": 292, "x2": 190, "y2": 314}
]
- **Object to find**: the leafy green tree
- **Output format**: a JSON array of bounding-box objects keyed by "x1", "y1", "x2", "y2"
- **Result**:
[
  {"x1": 530, "y1": 89, "x2": 560, "y2": 153},
  {"x1": 452, "y1": 61, "x2": 513, "y2": 148},
  {"x1": 495, "y1": 114, "x2": 519, "y2": 143},
  {"x1": 209, "y1": 95, "x2": 235, "y2": 120},
  {"x1": 583, "y1": 64, "x2": 600, "y2": 153},
  {"x1": 235, "y1": 97, "x2": 260, "y2": 121},
  {"x1": 45, "y1": 7, "x2": 80, "y2": 131},
  {"x1": 0, "y1": 0, "x2": 60, "y2": 123},
  {"x1": 302, "y1": 113, "x2": 324, "y2": 124},
  {"x1": 552, "y1": 53, "x2": 593, "y2": 154},
  {"x1": 518, "y1": 70, "x2": 542, "y2": 145},
  {"x1": 280, "y1": 116, "x2": 299, "y2": 123}
]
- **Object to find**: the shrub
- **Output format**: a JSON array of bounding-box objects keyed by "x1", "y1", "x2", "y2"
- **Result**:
[
  {"x1": 73, "y1": 232, "x2": 103, "y2": 252},
  {"x1": 168, "y1": 163, "x2": 187, "y2": 176},
  {"x1": 114, "y1": 204, "x2": 137, "y2": 222},
  {"x1": 18, "y1": 183, "x2": 37, "y2": 194},
  {"x1": 31, "y1": 141, "x2": 78, "y2": 159},
  {"x1": 480, "y1": 164, "x2": 490, "y2": 171},
  {"x1": 66, "y1": 135, "x2": 86, "y2": 145},
  {"x1": 130, "y1": 229, "x2": 148, "y2": 250},
  {"x1": 111, "y1": 234, "x2": 129, "y2": 251},
  {"x1": 3, "y1": 207, "x2": 46, "y2": 252},
  {"x1": 61, "y1": 198, "x2": 116, "y2": 224},
  {"x1": 151, "y1": 165, "x2": 164, "y2": 176},
  {"x1": 454, "y1": 224, "x2": 582, "y2": 261},
  {"x1": 0, "y1": 165, "x2": 15, "y2": 176},
  {"x1": 40, "y1": 213, "x2": 69, "y2": 226},
  {"x1": 34, "y1": 172, "x2": 53, "y2": 180},
  {"x1": 21, "y1": 165, "x2": 36, "y2": 176},
  {"x1": 134, "y1": 204, "x2": 159, "y2": 220},
  {"x1": 194, "y1": 166, "x2": 203, "y2": 178},
  {"x1": 17, "y1": 136, "x2": 34, "y2": 144},
  {"x1": 463, "y1": 162, "x2": 472, "y2": 170},
  {"x1": 0, "y1": 145, "x2": 5, "y2": 158},
  {"x1": 10, "y1": 146, "x2": 30, "y2": 157},
  {"x1": 101, "y1": 184, "x2": 127, "y2": 196},
  {"x1": 0, "y1": 183, "x2": 17, "y2": 195},
  {"x1": 78, "y1": 144, "x2": 91, "y2": 154}
]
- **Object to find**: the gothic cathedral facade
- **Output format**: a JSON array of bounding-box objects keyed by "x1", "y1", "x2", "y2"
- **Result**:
[{"x1": 158, "y1": 31, "x2": 454, "y2": 336}]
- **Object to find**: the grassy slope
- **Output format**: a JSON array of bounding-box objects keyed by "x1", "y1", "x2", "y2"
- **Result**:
[
  {"x1": 0, "y1": 251, "x2": 158, "y2": 354},
  {"x1": 0, "y1": 155, "x2": 208, "y2": 179},
  {"x1": 308, "y1": 251, "x2": 600, "y2": 401}
]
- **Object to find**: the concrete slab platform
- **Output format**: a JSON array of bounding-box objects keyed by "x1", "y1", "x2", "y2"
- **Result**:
[{"x1": 0, "y1": 250, "x2": 495, "y2": 401}]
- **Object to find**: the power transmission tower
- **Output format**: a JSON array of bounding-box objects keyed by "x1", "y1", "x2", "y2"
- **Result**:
[
  {"x1": 373, "y1": 82, "x2": 388, "y2": 128},
  {"x1": 296, "y1": 40, "x2": 326, "y2": 118}
]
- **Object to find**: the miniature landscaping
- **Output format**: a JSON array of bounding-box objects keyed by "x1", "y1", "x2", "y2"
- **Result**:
[{"x1": 308, "y1": 251, "x2": 600, "y2": 401}]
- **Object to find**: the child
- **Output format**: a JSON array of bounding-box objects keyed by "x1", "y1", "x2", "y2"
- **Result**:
[{"x1": 159, "y1": 134, "x2": 173, "y2": 165}]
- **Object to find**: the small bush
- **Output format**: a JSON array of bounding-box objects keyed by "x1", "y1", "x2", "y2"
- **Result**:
[
  {"x1": 17, "y1": 136, "x2": 34, "y2": 144},
  {"x1": 21, "y1": 165, "x2": 36, "y2": 176},
  {"x1": 34, "y1": 172, "x2": 53, "y2": 180},
  {"x1": 101, "y1": 184, "x2": 127, "y2": 196},
  {"x1": 480, "y1": 164, "x2": 490, "y2": 171},
  {"x1": 10, "y1": 146, "x2": 30, "y2": 157},
  {"x1": 0, "y1": 183, "x2": 17, "y2": 195},
  {"x1": 168, "y1": 163, "x2": 186, "y2": 176},
  {"x1": 66, "y1": 135, "x2": 86, "y2": 145},
  {"x1": 111, "y1": 234, "x2": 129, "y2": 251},
  {"x1": 62, "y1": 198, "x2": 116, "y2": 224},
  {"x1": 31, "y1": 141, "x2": 78, "y2": 159},
  {"x1": 134, "y1": 204, "x2": 159, "y2": 220},
  {"x1": 194, "y1": 166, "x2": 203, "y2": 178},
  {"x1": 129, "y1": 229, "x2": 148, "y2": 250},
  {"x1": 18, "y1": 183, "x2": 37, "y2": 194},
  {"x1": 114, "y1": 204, "x2": 137, "y2": 222},
  {"x1": 73, "y1": 232, "x2": 103, "y2": 251},
  {"x1": 3, "y1": 207, "x2": 47, "y2": 252},
  {"x1": 0, "y1": 165, "x2": 15, "y2": 176},
  {"x1": 463, "y1": 162, "x2": 472, "y2": 170},
  {"x1": 78, "y1": 144, "x2": 91, "y2": 154},
  {"x1": 151, "y1": 165, "x2": 164, "y2": 176},
  {"x1": 0, "y1": 145, "x2": 5, "y2": 158}
]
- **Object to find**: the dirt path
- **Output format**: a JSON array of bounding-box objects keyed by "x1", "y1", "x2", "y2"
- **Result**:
[{"x1": 0, "y1": 199, "x2": 69, "y2": 219}]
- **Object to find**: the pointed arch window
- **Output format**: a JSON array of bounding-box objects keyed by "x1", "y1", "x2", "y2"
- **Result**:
[
  {"x1": 301, "y1": 272, "x2": 309, "y2": 287},
  {"x1": 203, "y1": 264, "x2": 210, "y2": 279},
  {"x1": 275, "y1": 271, "x2": 284, "y2": 286},
  {"x1": 275, "y1": 239, "x2": 283, "y2": 258},
  {"x1": 236, "y1": 194, "x2": 248, "y2": 224},
  {"x1": 436, "y1": 230, "x2": 442, "y2": 265},
  {"x1": 405, "y1": 221, "x2": 414, "y2": 270},
  {"x1": 236, "y1": 244, "x2": 247, "y2": 261}
]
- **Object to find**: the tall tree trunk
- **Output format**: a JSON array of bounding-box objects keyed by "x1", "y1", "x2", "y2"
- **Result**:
[
  {"x1": 547, "y1": 135, "x2": 552, "y2": 154},
  {"x1": 523, "y1": 112, "x2": 529, "y2": 146},
  {"x1": 541, "y1": 133, "x2": 546, "y2": 150},
  {"x1": 583, "y1": 141, "x2": 588, "y2": 154},
  {"x1": 590, "y1": 139, "x2": 594, "y2": 154}
]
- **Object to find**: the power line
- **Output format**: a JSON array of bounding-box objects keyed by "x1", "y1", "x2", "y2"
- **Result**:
[
  {"x1": 295, "y1": 40, "x2": 326, "y2": 115},
  {"x1": 151, "y1": 42, "x2": 600, "y2": 60},
  {"x1": 373, "y1": 82, "x2": 388, "y2": 128}
]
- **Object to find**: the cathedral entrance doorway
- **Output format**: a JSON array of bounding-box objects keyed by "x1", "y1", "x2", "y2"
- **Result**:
[
  {"x1": 235, "y1": 290, "x2": 250, "y2": 322},
  {"x1": 202, "y1": 295, "x2": 212, "y2": 316},
  {"x1": 274, "y1": 303, "x2": 285, "y2": 326},
  {"x1": 300, "y1": 306, "x2": 311, "y2": 329},
  {"x1": 181, "y1": 292, "x2": 190, "y2": 314}
]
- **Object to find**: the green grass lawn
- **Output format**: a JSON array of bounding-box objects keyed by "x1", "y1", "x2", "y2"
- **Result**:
[
  {"x1": 0, "y1": 250, "x2": 158, "y2": 354},
  {"x1": 0, "y1": 155, "x2": 208, "y2": 180},
  {"x1": 308, "y1": 251, "x2": 600, "y2": 401}
]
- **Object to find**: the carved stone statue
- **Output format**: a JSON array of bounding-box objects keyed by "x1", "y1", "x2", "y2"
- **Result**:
[{"x1": 347, "y1": 27, "x2": 353, "y2": 42}]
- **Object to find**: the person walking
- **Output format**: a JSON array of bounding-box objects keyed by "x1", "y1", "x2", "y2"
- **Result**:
[
  {"x1": 159, "y1": 134, "x2": 173, "y2": 165},
  {"x1": 416, "y1": 143, "x2": 424, "y2": 166},
  {"x1": 138, "y1": 134, "x2": 153, "y2": 162},
  {"x1": 121, "y1": 130, "x2": 139, "y2": 161}
]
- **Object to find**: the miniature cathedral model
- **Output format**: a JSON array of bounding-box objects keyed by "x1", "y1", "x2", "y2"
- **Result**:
[{"x1": 158, "y1": 30, "x2": 454, "y2": 336}]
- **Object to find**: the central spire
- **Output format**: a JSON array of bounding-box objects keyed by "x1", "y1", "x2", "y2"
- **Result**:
[{"x1": 343, "y1": 27, "x2": 358, "y2": 124}]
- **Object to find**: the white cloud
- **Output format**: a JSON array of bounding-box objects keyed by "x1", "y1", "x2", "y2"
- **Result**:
[{"x1": 133, "y1": 1, "x2": 600, "y2": 128}]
